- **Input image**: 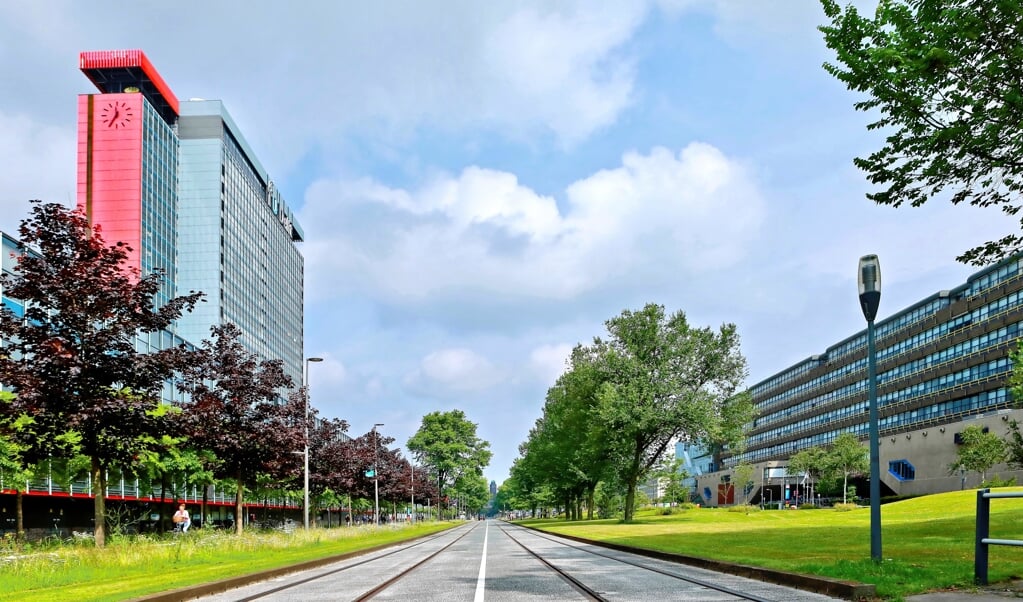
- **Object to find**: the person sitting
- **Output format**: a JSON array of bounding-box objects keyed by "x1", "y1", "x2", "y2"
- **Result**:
[{"x1": 172, "y1": 503, "x2": 191, "y2": 533}]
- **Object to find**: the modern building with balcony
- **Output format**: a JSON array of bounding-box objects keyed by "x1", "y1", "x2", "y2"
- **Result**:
[{"x1": 697, "y1": 255, "x2": 1023, "y2": 506}]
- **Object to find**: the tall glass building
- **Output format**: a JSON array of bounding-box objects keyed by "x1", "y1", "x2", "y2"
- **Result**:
[
  {"x1": 75, "y1": 49, "x2": 304, "y2": 383},
  {"x1": 697, "y1": 255, "x2": 1023, "y2": 505}
]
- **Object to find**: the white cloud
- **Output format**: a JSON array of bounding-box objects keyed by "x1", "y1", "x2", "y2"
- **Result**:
[
  {"x1": 302, "y1": 142, "x2": 765, "y2": 304},
  {"x1": 528, "y1": 343, "x2": 574, "y2": 387},
  {"x1": 404, "y1": 348, "x2": 505, "y2": 397},
  {"x1": 0, "y1": 110, "x2": 76, "y2": 232}
]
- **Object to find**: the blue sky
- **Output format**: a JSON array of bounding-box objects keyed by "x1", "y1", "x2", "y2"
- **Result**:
[{"x1": 0, "y1": 1, "x2": 1011, "y2": 486}]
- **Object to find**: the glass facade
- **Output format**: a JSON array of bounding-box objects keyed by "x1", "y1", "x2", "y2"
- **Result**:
[
  {"x1": 76, "y1": 52, "x2": 305, "y2": 388},
  {"x1": 177, "y1": 101, "x2": 305, "y2": 386},
  {"x1": 724, "y1": 256, "x2": 1023, "y2": 469}
]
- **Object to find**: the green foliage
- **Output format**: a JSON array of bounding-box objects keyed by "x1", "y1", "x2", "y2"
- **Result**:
[
  {"x1": 407, "y1": 410, "x2": 491, "y2": 518},
  {"x1": 982, "y1": 475, "x2": 1017, "y2": 489},
  {"x1": 833, "y1": 502, "x2": 858, "y2": 512},
  {"x1": 949, "y1": 424, "x2": 1008, "y2": 485},
  {"x1": 820, "y1": 0, "x2": 1023, "y2": 265},
  {"x1": 593, "y1": 303, "x2": 750, "y2": 521}
]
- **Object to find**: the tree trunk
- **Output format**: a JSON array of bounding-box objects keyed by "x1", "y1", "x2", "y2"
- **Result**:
[
  {"x1": 843, "y1": 472, "x2": 849, "y2": 504},
  {"x1": 586, "y1": 485, "x2": 596, "y2": 521},
  {"x1": 235, "y1": 475, "x2": 245, "y2": 535},
  {"x1": 92, "y1": 457, "x2": 106, "y2": 547},
  {"x1": 159, "y1": 473, "x2": 168, "y2": 532},
  {"x1": 624, "y1": 482, "x2": 637, "y2": 522},
  {"x1": 15, "y1": 488, "x2": 24, "y2": 540}
]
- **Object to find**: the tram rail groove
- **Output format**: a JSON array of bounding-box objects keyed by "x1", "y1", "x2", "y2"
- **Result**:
[
  {"x1": 508, "y1": 521, "x2": 874, "y2": 600},
  {"x1": 500, "y1": 524, "x2": 776, "y2": 602},
  {"x1": 500, "y1": 525, "x2": 608, "y2": 601},
  {"x1": 130, "y1": 523, "x2": 469, "y2": 602}
]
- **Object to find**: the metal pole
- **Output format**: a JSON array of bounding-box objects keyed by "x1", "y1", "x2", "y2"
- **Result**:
[
  {"x1": 373, "y1": 423, "x2": 383, "y2": 526},
  {"x1": 976, "y1": 488, "x2": 990, "y2": 585},
  {"x1": 867, "y1": 318, "x2": 882, "y2": 562},
  {"x1": 302, "y1": 357, "x2": 322, "y2": 530},
  {"x1": 411, "y1": 463, "x2": 415, "y2": 524},
  {"x1": 303, "y1": 360, "x2": 310, "y2": 531}
]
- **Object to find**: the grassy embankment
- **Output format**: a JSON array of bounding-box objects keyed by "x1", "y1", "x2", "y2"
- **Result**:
[
  {"x1": 2, "y1": 521, "x2": 456, "y2": 602},
  {"x1": 521, "y1": 488, "x2": 1023, "y2": 601}
]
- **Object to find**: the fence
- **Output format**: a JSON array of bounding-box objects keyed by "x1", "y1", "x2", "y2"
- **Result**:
[{"x1": 974, "y1": 488, "x2": 1023, "y2": 585}]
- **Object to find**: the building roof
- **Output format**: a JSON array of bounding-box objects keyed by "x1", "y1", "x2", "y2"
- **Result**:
[{"x1": 80, "y1": 50, "x2": 179, "y2": 123}]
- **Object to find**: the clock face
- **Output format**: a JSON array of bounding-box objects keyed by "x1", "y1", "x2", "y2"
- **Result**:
[{"x1": 99, "y1": 100, "x2": 133, "y2": 129}]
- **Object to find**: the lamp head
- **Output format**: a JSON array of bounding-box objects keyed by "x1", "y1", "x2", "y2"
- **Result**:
[
  {"x1": 307, "y1": 357, "x2": 323, "y2": 363},
  {"x1": 858, "y1": 254, "x2": 881, "y2": 322}
]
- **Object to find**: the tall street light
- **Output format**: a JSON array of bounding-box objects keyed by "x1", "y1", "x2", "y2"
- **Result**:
[
  {"x1": 373, "y1": 423, "x2": 384, "y2": 526},
  {"x1": 303, "y1": 357, "x2": 323, "y2": 530},
  {"x1": 858, "y1": 254, "x2": 882, "y2": 562}
]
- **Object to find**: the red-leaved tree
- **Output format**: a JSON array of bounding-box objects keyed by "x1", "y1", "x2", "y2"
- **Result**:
[
  {"x1": 0, "y1": 201, "x2": 202, "y2": 547},
  {"x1": 172, "y1": 323, "x2": 299, "y2": 534}
]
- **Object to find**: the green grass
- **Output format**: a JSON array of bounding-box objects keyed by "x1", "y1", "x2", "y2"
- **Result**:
[
  {"x1": 520, "y1": 489, "x2": 1023, "y2": 601},
  {"x1": 1, "y1": 522, "x2": 456, "y2": 602}
]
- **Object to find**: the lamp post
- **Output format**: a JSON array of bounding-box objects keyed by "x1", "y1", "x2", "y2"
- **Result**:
[
  {"x1": 858, "y1": 254, "x2": 882, "y2": 562},
  {"x1": 373, "y1": 423, "x2": 384, "y2": 526},
  {"x1": 303, "y1": 357, "x2": 323, "y2": 530},
  {"x1": 410, "y1": 462, "x2": 415, "y2": 525}
]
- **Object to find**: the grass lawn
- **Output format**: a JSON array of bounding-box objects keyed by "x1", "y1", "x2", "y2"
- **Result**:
[
  {"x1": 1, "y1": 521, "x2": 456, "y2": 602},
  {"x1": 520, "y1": 488, "x2": 1023, "y2": 601}
]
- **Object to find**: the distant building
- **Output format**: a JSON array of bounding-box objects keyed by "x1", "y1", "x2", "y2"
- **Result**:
[{"x1": 698, "y1": 255, "x2": 1023, "y2": 506}]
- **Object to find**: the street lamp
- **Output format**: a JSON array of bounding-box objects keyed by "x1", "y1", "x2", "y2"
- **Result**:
[
  {"x1": 303, "y1": 357, "x2": 323, "y2": 530},
  {"x1": 373, "y1": 423, "x2": 384, "y2": 526},
  {"x1": 858, "y1": 254, "x2": 882, "y2": 562}
]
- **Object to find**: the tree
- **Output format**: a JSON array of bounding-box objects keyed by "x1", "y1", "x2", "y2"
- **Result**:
[
  {"x1": 949, "y1": 424, "x2": 1007, "y2": 486},
  {"x1": 0, "y1": 201, "x2": 202, "y2": 546},
  {"x1": 826, "y1": 433, "x2": 869, "y2": 504},
  {"x1": 173, "y1": 323, "x2": 298, "y2": 534},
  {"x1": 820, "y1": 0, "x2": 1023, "y2": 265},
  {"x1": 733, "y1": 462, "x2": 755, "y2": 506},
  {"x1": 593, "y1": 303, "x2": 752, "y2": 522},
  {"x1": 407, "y1": 410, "x2": 492, "y2": 520}
]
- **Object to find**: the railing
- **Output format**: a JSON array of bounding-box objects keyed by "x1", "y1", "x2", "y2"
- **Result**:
[{"x1": 975, "y1": 488, "x2": 1023, "y2": 585}]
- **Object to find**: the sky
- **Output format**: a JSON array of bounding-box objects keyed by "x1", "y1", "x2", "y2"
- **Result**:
[{"x1": 0, "y1": 1, "x2": 1012, "y2": 487}]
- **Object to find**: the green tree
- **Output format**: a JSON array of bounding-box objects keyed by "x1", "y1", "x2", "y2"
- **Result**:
[
  {"x1": 949, "y1": 424, "x2": 1008, "y2": 486},
  {"x1": 733, "y1": 462, "x2": 755, "y2": 506},
  {"x1": 826, "y1": 433, "x2": 869, "y2": 504},
  {"x1": 0, "y1": 201, "x2": 202, "y2": 547},
  {"x1": 653, "y1": 456, "x2": 689, "y2": 507},
  {"x1": 594, "y1": 303, "x2": 752, "y2": 522},
  {"x1": 407, "y1": 410, "x2": 492, "y2": 520},
  {"x1": 820, "y1": 0, "x2": 1023, "y2": 265}
]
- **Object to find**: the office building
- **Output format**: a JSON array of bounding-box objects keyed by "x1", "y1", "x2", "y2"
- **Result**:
[
  {"x1": 697, "y1": 255, "x2": 1023, "y2": 505},
  {"x1": 76, "y1": 49, "x2": 304, "y2": 383}
]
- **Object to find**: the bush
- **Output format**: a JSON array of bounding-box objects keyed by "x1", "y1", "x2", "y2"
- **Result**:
[
  {"x1": 982, "y1": 475, "x2": 1017, "y2": 488},
  {"x1": 727, "y1": 504, "x2": 760, "y2": 514},
  {"x1": 798, "y1": 503, "x2": 821, "y2": 510},
  {"x1": 833, "y1": 503, "x2": 858, "y2": 512}
]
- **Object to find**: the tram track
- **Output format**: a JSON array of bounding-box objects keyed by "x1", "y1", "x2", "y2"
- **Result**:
[
  {"x1": 498, "y1": 522, "x2": 780, "y2": 602},
  {"x1": 227, "y1": 522, "x2": 480, "y2": 601}
]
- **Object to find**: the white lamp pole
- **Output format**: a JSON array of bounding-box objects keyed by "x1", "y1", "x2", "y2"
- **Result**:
[
  {"x1": 373, "y1": 423, "x2": 384, "y2": 526},
  {"x1": 303, "y1": 357, "x2": 323, "y2": 530}
]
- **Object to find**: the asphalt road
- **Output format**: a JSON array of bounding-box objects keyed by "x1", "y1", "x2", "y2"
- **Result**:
[{"x1": 189, "y1": 520, "x2": 846, "y2": 601}]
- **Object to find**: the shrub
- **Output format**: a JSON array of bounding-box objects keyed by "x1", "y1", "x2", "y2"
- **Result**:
[
  {"x1": 727, "y1": 504, "x2": 760, "y2": 514},
  {"x1": 982, "y1": 475, "x2": 1017, "y2": 488},
  {"x1": 833, "y1": 503, "x2": 858, "y2": 512}
]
